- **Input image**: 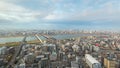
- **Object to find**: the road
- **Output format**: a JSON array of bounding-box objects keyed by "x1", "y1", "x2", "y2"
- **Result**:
[{"x1": 7, "y1": 36, "x2": 27, "y2": 68}]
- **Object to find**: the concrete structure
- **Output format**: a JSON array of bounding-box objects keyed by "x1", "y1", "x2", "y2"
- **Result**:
[{"x1": 85, "y1": 54, "x2": 102, "y2": 68}]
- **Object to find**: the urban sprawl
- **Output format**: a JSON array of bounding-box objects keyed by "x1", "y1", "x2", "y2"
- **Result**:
[{"x1": 0, "y1": 30, "x2": 120, "y2": 68}]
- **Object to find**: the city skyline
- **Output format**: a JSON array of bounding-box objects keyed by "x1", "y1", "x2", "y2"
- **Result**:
[{"x1": 0, "y1": 0, "x2": 120, "y2": 31}]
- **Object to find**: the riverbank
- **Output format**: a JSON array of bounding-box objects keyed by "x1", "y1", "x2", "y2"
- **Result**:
[
  {"x1": 0, "y1": 33, "x2": 101, "y2": 47},
  {"x1": 0, "y1": 40, "x2": 42, "y2": 47},
  {"x1": 0, "y1": 34, "x2": 70, "y2": 44}
]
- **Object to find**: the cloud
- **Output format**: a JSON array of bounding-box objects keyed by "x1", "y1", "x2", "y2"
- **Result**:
[
  {"x1": 44, "y1": 14, "x2": 57, "y2": 20},
  {"x1": 0, "y1": 1, "x2": 47, "y2": 22},
  {"x1": 0, "y1": 0, "x2": 119, "y2": 30},
  {"x1": 44, "y1": 12, "x2": 65, "y2": 20},
  {"x1": 0, "y1": 0, "x2": 120, "y2": 23},
  {"x1": 74, "y1": 1, "x2": 120, "y2": 22},
  {"x1": 44, "y1": 0, "x2": 120, "y2": 23}
]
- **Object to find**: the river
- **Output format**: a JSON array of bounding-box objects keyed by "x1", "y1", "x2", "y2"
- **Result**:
[{"x1": 0, "y1": 34, "x2": 100, "y2": 44}]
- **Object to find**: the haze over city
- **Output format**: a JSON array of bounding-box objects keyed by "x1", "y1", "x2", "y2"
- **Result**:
[
  {"x1": 1, "y1": 0, "x2": 120, "y2": 68},
  {"x1": 0, "y1": 0, "x2": 120, "y2": 31}
]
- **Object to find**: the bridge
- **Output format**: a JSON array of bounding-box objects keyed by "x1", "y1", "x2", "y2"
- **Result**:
[{"x1": 7, "y1": 34, "x2": 57, "y2": 67}]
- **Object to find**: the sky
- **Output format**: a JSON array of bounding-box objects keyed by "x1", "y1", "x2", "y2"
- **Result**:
[{"x1": 0, "y1": 0, "x2": 120, "y2": 31}]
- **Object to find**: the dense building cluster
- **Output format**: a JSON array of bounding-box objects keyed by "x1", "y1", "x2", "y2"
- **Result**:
[{"x1": 0, "y1": 33, "x2": 120, "y2": 68}]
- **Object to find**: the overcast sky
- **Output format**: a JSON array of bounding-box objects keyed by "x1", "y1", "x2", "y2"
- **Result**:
[{"x1": 0, "y1": 0, "x2": 120, "y2": 31}]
